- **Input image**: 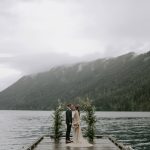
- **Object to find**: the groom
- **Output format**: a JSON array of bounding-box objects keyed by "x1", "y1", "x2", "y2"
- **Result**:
[{"x1": 65, "y1": 104, "x2": 73, "y2": 143}]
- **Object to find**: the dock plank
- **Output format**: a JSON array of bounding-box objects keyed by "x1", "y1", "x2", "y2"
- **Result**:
[{"x1": 34, "y1": 137, "x2": 120, "y2": 150}]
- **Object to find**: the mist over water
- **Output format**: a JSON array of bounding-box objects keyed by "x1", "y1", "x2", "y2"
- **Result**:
[{"x1": 0, "y1": 111, "x2": 150, "y2": 150}]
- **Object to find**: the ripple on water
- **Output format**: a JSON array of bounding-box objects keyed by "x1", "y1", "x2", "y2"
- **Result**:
[{"x1": 0, "y1": 111, "x2": 150, "y2": 150}]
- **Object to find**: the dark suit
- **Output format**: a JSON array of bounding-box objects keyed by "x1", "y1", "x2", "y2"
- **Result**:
[{"x1": 66, "y1": 108, "x2": 72, "y2": 141}]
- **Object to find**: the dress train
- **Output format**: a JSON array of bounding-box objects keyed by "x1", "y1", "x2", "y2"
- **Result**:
[{"x1": 66, "y1": 110, "x2": 93, "y2": 147}]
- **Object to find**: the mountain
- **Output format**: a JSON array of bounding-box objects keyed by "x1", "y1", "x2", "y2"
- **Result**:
[{"x1": 0, "y1": 51, "x2": 150, "y2": 111}]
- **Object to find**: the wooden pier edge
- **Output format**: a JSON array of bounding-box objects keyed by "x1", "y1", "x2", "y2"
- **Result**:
[
  {"x1": 25, "y1": 136, "x2": 44, "y2": 150},
  {"x1": 25, "y1": 135, "x2": 134, "y2": 150},
  {"x1": 107, "y1": 136, "x2": 134, "y2": 150}
]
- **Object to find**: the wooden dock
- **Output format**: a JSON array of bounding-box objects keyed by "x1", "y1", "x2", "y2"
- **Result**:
[{"x1": 25, "y1": 135, "x2": 133, "y2": 150}]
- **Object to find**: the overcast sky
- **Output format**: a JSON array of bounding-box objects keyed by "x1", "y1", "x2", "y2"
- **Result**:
[{"x1": 0, "y1": 0, "x2": 150, "y2": 91}]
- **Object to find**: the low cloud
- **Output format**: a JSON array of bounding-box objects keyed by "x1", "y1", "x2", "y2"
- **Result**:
[
  {"x1": 0, "y1": 52, "x2": 80, "y2": 74},
  {"x1": 0, "y1": 0, "x2": 150, "y2": 91}
]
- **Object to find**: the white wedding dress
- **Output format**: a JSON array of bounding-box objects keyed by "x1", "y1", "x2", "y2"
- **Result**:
[{"x1": 66, "y1": 110, "x2": 93, "y2": 147}]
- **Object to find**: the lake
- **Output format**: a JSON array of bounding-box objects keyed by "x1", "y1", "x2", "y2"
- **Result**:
[{"x1": 0, "y1": 111, "x2": 150, "y2": 150}]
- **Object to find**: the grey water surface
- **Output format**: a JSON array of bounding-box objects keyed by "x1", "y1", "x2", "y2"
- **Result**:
[{"x1": 0, "y1": 111, "x2": 150, "y2": 150}]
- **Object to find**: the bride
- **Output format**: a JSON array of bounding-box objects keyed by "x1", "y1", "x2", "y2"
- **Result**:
[{"x1": 66, "y1": 104, "x2": 93, "y2": 147}]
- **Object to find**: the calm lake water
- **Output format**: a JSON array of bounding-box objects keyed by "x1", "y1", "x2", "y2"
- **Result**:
[{"x1": 0, "y1": 111, "x2": 150, "y2": 150}]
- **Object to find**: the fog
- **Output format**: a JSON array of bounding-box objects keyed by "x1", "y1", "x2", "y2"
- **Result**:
[{"x1": 0, "y1": 0, "x2": 150, "y2": 91}]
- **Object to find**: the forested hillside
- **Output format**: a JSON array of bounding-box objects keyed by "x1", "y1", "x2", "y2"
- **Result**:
[{"x1": 0, "y1": 51, "x2": 150, "y2": 110}]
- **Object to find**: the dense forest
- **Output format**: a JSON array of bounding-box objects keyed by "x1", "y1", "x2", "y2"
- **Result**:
[{"x1": 0, "y1": 51, "x2": 150, "y2": 111}]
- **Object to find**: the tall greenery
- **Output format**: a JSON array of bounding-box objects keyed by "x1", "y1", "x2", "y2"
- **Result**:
[
  {"x1": 80, "y1": 98, "x2": 97, "y2": 143},
  {"x1": 51, "y1": 100, "x2": 64, "y2": 142}
]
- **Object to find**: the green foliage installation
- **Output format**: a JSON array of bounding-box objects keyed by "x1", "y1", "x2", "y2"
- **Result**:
[
  {"x1": 80, "y1": 98, "x2": 97, "y2": 143},
  {"x1": 52, "y1": 100, "x2": 64, "y2": 142}
]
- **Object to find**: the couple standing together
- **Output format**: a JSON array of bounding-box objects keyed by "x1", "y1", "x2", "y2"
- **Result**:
[{"x1": 65, "y1": 104, "x2": 92, "y2": 147}]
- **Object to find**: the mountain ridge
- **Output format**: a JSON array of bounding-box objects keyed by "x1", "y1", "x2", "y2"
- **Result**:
[{"x1": 0, "y1": 51, "x2": 150, "y2": 110}]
